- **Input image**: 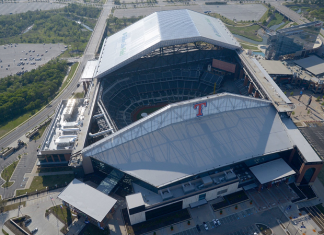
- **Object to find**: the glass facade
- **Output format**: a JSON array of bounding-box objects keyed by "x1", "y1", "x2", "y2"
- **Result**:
[{"x1": 265, "y1": 21, "x2": 322, "y2": 60}]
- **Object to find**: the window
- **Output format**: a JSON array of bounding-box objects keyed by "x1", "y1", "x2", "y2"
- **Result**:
[
  {"x1": 199, "y1": 193, "x2": 206, "y2": 200},
  {"x1": 217, "y1": 189, "x2": 227, "y2": 195}
]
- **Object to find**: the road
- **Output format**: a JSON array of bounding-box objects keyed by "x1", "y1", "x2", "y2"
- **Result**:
[
  {"x1": 271, "y1": 1, "x2": 324, "y2": 42},
  {"x1": 0, "y1": 1, "x2": 113, "y2": 199},
  {"x1": 0, "y1": 2, "x2": 112, "y2": 149}
]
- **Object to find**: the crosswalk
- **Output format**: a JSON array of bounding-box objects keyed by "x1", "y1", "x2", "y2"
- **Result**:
[{"x1": 219, "y1": 208, "x2": 256, "y2": 225}]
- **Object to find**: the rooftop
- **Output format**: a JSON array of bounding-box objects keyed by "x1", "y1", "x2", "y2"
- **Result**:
[
  {"x1": 82, "y1": 93, "x2": 294, "y2": 188},
  {"x1": 294, "y1": 55, "x2": 324, "y2": 76},
  {"x1": 58, "y1": 179, "x2": 117, "y2": 222},
  {"x1": 249, "y1": 158, "x2": 295, "y2": 185},
  {"x1": 80, "y1": 60, "x2": 98, "y2": 82},
  {"x1": 132, "y1": 169, "x2": 238, "y2": 207},
  {"x1": 40, "y1": 99, "x2": 89, "y2": 155},
  {"x1": 258, "y1": 60, "x2": 293, "y2": 75},
  {"x1": 95, "y1": 9, "x2": 240, "y2": 78}
]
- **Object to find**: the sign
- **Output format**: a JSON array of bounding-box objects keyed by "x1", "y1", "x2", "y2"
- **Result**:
[{"x1": 194, "y1": 102, "x2": 207, "y2": 117}]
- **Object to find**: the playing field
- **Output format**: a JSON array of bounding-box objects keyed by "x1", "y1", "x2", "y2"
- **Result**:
[{"x1": 133, "y1": 104, "x2": 168, "y2": 121}]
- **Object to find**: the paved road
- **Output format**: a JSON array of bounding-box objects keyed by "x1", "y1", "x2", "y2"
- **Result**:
[
  {"x1": 0, "y1": 1, "x2": 112, "y2": 150},
  {"x1": 0, "y1": 1, "x2": 113, "y2": 198}
]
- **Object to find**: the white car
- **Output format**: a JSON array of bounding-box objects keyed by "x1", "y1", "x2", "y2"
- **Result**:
[
  {"x1": 212, "y1": 219, "x2": 221, "y2": 226},
  {"x1": 203, "y1": 222, "x2": 208, "y2": 231}
]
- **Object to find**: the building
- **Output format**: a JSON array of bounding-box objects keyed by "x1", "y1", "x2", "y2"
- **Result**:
[
  {"x1": 265, "y1": 21, "x2": 323, "y2": 60},
  {"x1": 58, "y1": 178, "x2": 117, "y2": 227},
  {"x1": 52, "y1": 10, "x2": 323, "y2": 228},
  {"x1": 37, "y1": 98, "x2": 91, "y2": 167},
  {"x1": 82, "y1": 93, "x2": 322, "y2": 225}
]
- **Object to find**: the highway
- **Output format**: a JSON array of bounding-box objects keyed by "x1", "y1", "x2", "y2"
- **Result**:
[{"x1": 0, "y1": 3, "x2": 113, "y2": 151}]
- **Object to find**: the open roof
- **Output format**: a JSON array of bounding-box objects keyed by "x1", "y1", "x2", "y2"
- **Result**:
[
  {"x1": 95, "y1": 9, "x2": 240, "y2": 78},
  {"x1": 82, "y1": 93, "x2": 294, "y2": 188}
]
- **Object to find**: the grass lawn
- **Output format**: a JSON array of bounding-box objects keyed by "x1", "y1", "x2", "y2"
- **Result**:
[
  {"x1": 47, "y1": 205, "x2": 77, "y2": 234},
  {"x1": 73, "y1": 92, "x2": 85, "y2": 99},
  {"x1": 16, "y1": 174, "x2": 74, "y2": 196},
  {"x1": 59, "y1": 62, "x2": 79, "y2": 93},
  {"x1": 227, "y1": 25, "x2": 263, "y2": 42},
  {"x1": 209, "y1": 12, "x2": 251, "y2": 26},
  {"x1": 2, "y1": 229, "x2": 9, "y2": 235},
  {"x1": 240, "y1": 42, "x2": 260, "y2": 50},
  {"x1": 31, "y1": 122, "x2": 50, "y2": 141},
  {"x1": 36, "y1": 166, "x2": 72, "y2": 173},
  {"x1": 0, "y1": 201, "x2": 26, "y2": 213},
  {"x1": 79, "y1": 223, "x2": 110, "y2": 235},
  {"x1": 0, "y1": 109, "x2": 39, "y2": 138},
  {"x1": 267, "y1": 12, "x2": 285, "y2": 28},
  {"x1": 277, "y1": 21, "x2": 290, "y2": 30},
  {"x1": 1, "y1": 160, "x2": 19, "y2": 188}
]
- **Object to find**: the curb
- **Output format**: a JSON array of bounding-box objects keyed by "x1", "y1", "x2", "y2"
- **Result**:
[{"x1": 0, "y1": 60, "x2": 80, "y2": 142}]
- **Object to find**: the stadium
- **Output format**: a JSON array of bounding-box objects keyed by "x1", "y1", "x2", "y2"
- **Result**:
[{"x1": 55, "y1": 9, "x2": 323, "y2": 227}]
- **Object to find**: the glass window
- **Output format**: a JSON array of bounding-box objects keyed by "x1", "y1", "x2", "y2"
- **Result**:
[{"x1": 199, "y1": 193, "x2": 206, "y2": 200}]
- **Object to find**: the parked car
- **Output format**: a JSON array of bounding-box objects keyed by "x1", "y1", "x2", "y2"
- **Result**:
[
  {"x1": 24, "y1": 218, "x2": 32, "y2": 225},
  {"x1": 203, "y1": 222, "x2": 208, "y2": 231},
  {"x1": 212, "y1": 219, "x2": 221, "y2": 226},
  {"x1": 196, "y1": 224, "x2": 201, "y2": 232},
  {"x1": 31, "y1": 228, "x2": 38, "y2": 234}
]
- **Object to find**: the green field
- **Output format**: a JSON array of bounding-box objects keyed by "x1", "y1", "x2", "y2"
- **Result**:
[
  {"x1": 267, "y1": 12, "x2": 285, "y2": 28},
  {"x1": 227, "y1": 25, "x2": 263, "y2": 42},
  {"x1": 16, "y1": 174, "x2": 74, "y2": 196},
  {"x1": 135, "y1": 105, "x2": 167, "y2": 121},
  {"x1": 1, "y1": 160, "x2": 19, "y2": 188},
  {"x1": 59, "y1": 62, "x2": 79, "y2": 93}
]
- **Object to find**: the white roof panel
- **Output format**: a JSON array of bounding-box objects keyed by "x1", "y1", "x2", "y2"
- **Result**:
[
  {"x1": 294, "y1": 55, "x2": 324, "y2": 76},
  {"x1": 250, "y1": 158, "x2": 295, "y2": 185},
  {"x1": 95, "y1": 10, "x2": 240, "y2": 78},
  {"x1": 80, "y1": 60, "x2": 98, "y2": 82},
  {"x1": 58, "y1": 179, "x2": 117, "y2": 222},
  {"x1": 83, "y1": 94, "x2": 294, "y2": 188}
]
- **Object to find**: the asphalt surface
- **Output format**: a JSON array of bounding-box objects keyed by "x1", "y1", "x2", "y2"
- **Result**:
[
  {"x1": 0, "y1": 1, "x2": 113, "y2": 198},
  {"x1": 0, "y1": 43, "x2": 66, "y2": 79},
  {"x1": 113, "y1": 4, "x2": 267, "y2": 21},
  {"x1": 0, "y1": 2, "x2": 65, "y2": 15}
]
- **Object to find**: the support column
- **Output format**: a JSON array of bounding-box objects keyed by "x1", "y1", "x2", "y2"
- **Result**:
[
  {"x1": 244, "y1": 76, "x2": 249, "y2": 86},
  {"x1": 248, "y1": 83, "x2": 253, "y2": 94},
  {"x1": 83, "y1": 81, "x2": 88, "y2": 94},
  {"x1": 267, "y1": 182, "x2": 272, "y2": 189},
  {"x1": 288, "y1": 146, "x2": 296, "y2": 164},
  {"x1": 58, "y1": 155, "x2": 62, "y2": 162},
  {"x1": 254, "y1": 91, "x2": 260, "y2": 98},
  {"x1": 258, "y1": 184, "x2": 262, "y2": 192}
]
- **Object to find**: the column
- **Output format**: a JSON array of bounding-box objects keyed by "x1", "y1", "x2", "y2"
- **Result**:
[
  {"x1": 288, "y1": 146, "x2": 296, "y2": 164},
  {"x1": 83, "y1": 81, "x2": 88, "y2": 94},
  {"x1": 254, "y1": 91, "x2": 260, "y2": 98},
  {"x1": 244, "y1": 75, "x2": 249, "y2": 86},
  {"x1": 248, "y1": 83, "x2": 253, "y2": 94},
  {"x1": 258, "y1": 184, "x2": 262, "y2": 192}
]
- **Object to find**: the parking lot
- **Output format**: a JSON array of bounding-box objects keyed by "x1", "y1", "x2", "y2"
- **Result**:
[
  {"x1": 0, "y1": 2, "x2": 65, "y2": 15},
  {"x1": 0, "y1": 43, "x2": 66, "y2": 79},
  {"x1": 113, "y1": 4, "x2": 267, "y2": 21}
]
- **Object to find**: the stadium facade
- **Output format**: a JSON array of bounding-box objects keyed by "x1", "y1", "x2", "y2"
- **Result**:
[
  {"x1": 42, "y1": 10, "x2": 323, "y2": 226},
  {"x1": 265, "y1": 21, "x2": 323, "y2": 60}
]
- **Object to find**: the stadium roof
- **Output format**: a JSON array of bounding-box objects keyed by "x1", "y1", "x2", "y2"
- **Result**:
[
  {"x1": 58, "y1": 179, "x2": 117, "y2": 222},
  {"x1": 82, "y1": 93, "x2": 294, "y2": 188},
  {"x1": 294, "y1": 55, "x2": 324, "y2": 76},
  {"x1": 95, "y1": 9, "x2": 240, "y2": 78}
]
